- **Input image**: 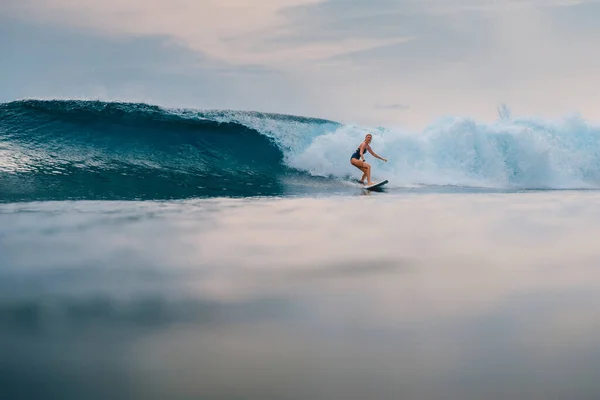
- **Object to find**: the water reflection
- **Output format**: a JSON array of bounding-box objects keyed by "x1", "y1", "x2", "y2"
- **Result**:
[{"x1": 2, "y1": 193, "x2": 600, "y2": 399}]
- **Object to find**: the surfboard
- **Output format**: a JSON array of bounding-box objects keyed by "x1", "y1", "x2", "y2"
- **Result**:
[{"x1": 365, "y1": 180, "x2": 388, "y2": 190}]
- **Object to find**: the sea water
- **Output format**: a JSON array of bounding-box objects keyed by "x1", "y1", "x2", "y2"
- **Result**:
[{"x1": 2, "y1": 100, "x2": 600, "y2": 399}]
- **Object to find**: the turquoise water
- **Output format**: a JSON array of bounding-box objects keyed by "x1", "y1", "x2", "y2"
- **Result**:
[{"x1": 2, "y1": 192, "x2": 600, "y2": 399}]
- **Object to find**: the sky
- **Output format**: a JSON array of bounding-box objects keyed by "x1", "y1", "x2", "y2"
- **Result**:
[{"x1": 2, "y1": 0, "x2": 600, "y2": 128}]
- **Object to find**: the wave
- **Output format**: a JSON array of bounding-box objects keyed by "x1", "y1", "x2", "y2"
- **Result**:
[
  {"x1": 2, "y1": 99, "x2": 600, "y2": 202},
  {"x1": 0, "y1": 99, "x2": 341, "y2": 201},
  {"x1": 291, "y1": 114, "x2": 600, "y2": 190}
]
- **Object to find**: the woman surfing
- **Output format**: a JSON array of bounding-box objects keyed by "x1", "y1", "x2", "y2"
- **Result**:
[{"x1": 350, "y1": 133, "x2": 387, "y2": 185}]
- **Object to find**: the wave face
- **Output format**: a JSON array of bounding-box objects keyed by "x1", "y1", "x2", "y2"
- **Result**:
[
  {"x1": 0, "y1": 99, "x2": 340, "y2": 201},
  {"x1": 2, "y1": 99, "x2": 600, "y2": 202}
]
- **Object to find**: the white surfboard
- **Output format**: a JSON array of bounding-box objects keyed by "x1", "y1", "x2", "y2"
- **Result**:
[{"x1": 364, "y1": 180, "x2": 388, "y2": 190}]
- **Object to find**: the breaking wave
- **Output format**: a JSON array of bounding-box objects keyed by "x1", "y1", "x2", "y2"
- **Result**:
[{"x1": 2, "y1": 99, "x2": 600, "y2": 202}]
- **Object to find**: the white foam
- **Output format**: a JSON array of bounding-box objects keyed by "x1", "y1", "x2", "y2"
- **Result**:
[{"x1": 232, "y1": 112, "x2": 600, "y2": 190}]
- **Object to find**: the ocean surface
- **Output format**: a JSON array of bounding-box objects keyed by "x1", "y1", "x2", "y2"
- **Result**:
[{"x1": 2, "y1": 99, "x2": 600, "y2": 399}]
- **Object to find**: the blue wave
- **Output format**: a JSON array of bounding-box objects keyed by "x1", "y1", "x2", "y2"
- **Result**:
[
  {"x1": 2, "y1": 99, "x2": 600, "y2": 202},
  {"x1": 0, "y1": 99, "x2": 341, "y2": 201}
]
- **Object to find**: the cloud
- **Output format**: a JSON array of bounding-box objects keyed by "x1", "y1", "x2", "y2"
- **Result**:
[
  {"x1": 1, "y1": 0, "x2": 400, "y2": 68},
  {"x1": 375, "y1": 103, "x2": 410, "y2": 110},
  {"x1": 278, "y1": 0, "x2": 600, "y2": 125},
  {"x1": 0, "y1": 17, "x2": 311, "y2": 114},
  {"x1": 3, "y1": 0, "x2": 600, "y2": 127}
]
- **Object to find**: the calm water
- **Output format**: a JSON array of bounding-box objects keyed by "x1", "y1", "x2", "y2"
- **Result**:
[{"x1": 2, "y1": 192, "x2": 600, "y2": 399}]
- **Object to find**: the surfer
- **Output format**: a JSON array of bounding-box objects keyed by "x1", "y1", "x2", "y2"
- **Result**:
[{"x1": 350, "y1": 133, "x2": 387, "y2": 185}]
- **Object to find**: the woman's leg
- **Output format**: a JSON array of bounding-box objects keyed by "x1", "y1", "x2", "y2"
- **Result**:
[
  {"x1": 360, "y1": 169, "x2": 367, "y2": 183},
  {"x1": 351, "y1": 159, "x2": 372, "y2": 184},
  {"x1": 364, "y1": 163, "x2": 373, "y2": 185}
]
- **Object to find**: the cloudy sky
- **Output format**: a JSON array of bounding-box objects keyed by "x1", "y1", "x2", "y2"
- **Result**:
[{"x1": 2, "y1": 0, "x2": 600, "y2": 128}]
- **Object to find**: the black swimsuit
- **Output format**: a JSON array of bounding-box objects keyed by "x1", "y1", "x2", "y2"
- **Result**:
[{"x1": 351, "y1": 144, "x2": 366, "y2": 160}]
